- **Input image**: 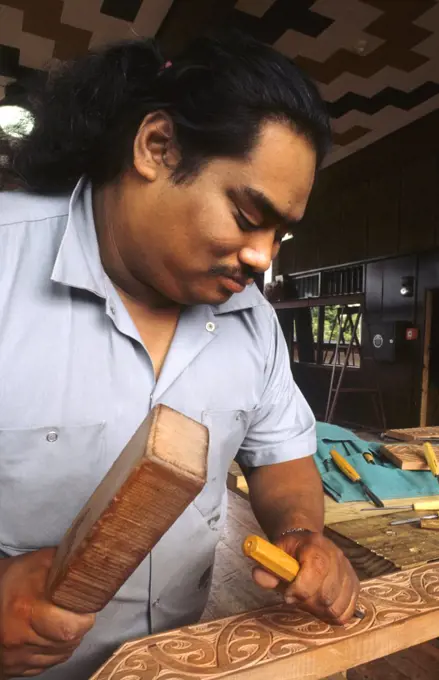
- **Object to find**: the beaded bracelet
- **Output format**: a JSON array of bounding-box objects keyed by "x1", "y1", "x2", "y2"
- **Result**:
[{"x1": 278, "y1": 527, "x2": 314, "y2": 539}]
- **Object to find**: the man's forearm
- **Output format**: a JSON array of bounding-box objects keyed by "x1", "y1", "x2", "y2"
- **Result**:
[{"x1": 246, "y1": 456, "x2": 324, "y2": 541}]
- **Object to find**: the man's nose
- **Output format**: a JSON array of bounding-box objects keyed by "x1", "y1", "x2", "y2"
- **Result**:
[{"x1": 239, "y1": 233, "x2": 276, "y2": 273}]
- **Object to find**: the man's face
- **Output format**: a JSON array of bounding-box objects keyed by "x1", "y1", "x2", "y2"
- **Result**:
[{"x1": 117, "y1": 119, "x2": 316, "y2": 305}]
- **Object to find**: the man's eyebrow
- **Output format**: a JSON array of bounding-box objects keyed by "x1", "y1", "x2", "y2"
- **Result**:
[{"x1": 230, "y1": 186, "x2": 299, "y2": 230}]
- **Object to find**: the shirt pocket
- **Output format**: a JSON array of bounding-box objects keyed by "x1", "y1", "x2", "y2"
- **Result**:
[
  {"x1": 193, "y1": 409, "x2": 253, "y2": 519},
  {"x1": 0, "y1": 423, "x2": 106, "y2": 553}
]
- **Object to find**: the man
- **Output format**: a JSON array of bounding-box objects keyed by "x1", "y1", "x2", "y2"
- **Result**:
[{"x1": 0, "y1": 33, "x2": 359, "y2": 679}]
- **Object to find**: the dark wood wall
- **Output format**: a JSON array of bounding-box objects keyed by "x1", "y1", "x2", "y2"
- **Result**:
[
  {"x1": 275, "y1": 110, "x2": 439, "y2": 429},
  {"x1": 277, "y1": 109, "x2": 439, "y2": 277},
  {"x1": 279, "y1": 252, "x2": 439, "y2": 430}
]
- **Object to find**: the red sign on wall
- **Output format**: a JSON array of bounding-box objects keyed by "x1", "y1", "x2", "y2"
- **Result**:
[{"x1": 406, "y1": 328, "x2": 418, "y2": 341}]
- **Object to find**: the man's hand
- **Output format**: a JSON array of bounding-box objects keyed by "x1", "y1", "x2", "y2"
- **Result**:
[
  {"x1": 0, "y1": 548, "x2": 95, "y2": 678},
  {"x1": 252, "y1": 531, "x2": 360, "y2": 625}
]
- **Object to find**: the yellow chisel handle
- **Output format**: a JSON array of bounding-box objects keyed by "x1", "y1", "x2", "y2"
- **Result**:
[
  {"x1": 242, "y1": 534, "x2": 300, "y2": 582},
  {"x1": 243, "y1": 534, "x2": 366, "y2": 620},
  {"x1": 413, "y1": 500, "x2": 439, "y2": 511},
  {"x1": 330, "y1": 449, "x2": 360, "y2": 482},
  {"x1": 423, "y1": 442, "x2": 439, "y2": 479}
]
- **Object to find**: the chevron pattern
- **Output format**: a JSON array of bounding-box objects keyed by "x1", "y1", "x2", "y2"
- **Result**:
[
  {"x1": 332, "y1": 125, "x2": 371, "y2": 146},
  {"x1": 233, "y1": 0, "x2": 439, "y2": 164},
  {"x1": 101, "y1": 0, "x2": 143, "y2": 23},
  {"x1": 1, "y1": 0, "x2": 439, "y2": 165},
  {"x1": 295, "y1": 1, "x2": 434, "y2": 84},
  {"x1": 328, "y1": 81, "x2": 439, "y2": 118},
  {"x1": 232, "y1": 0, "x2": 333, "y2": 42},
  {"x1": 0, "y1": 0, "x2": 173, "y2": 86},
  {"x1": 1, "y1": 0, "x2": 92, "y2": 60}
]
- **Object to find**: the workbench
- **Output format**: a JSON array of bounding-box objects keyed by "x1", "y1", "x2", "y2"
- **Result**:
[
  {"x1": 228, "y1": 461, "x2": 439, "y2": 523},
  {"x1": 89, "y1": 471, "x2": 439, "y2": 680},
  {"x1": 228, "y1": 461, "x2": 439, "y2": 579}
]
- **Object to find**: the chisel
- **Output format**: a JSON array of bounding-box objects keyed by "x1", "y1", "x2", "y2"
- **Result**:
[
  {"x1": 243, "y1": 534, "x2": 365, "y2": 620},
  {"x1": 361, "y1": 500, "x2": 439, "y2": 512},
  {"x1": 423, "y1": 442, "x2": 439, "y2": 486},
  {"x1": 389, "y1": 513, "x2": 439, "y2": 526},
  {"x1": 330, "y1": 449, "x2": 384, "y2": 508}
]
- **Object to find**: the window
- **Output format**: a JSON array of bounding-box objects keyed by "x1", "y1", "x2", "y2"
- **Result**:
[{"x1": 292, "y1": 304, "x2": 362, "y2": 368}]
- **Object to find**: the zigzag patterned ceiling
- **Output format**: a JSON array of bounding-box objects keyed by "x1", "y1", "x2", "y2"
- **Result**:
[
  {"x1": 1, "y1": 0, "x2": 439, "y2": 165},
  {"x1": 234, "y1": 0, "x2": 439, "y2": 165}
]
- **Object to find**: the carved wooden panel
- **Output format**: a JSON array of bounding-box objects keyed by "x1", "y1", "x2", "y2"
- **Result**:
[
  {"x1": 91, "y1": 562, "x2": 439, "y2": 680},
  {"x1": 380, "y1": 443, "x2": 439, "y2": 470},
  {"x1": 326, "y1": 512, "x2": 439, "y2": 579},
  {"x1": 384, "y1": 426, "x2": 439, "y2": 442}
]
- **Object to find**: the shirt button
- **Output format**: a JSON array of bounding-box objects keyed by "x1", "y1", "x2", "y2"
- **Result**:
[
  {"x1": 206, "y1": 322, "x2": 215, "y2": 332},
  {"x1": 208, "y1": 513, "x2": 221, "y2": 527},
  {"x1": 46, "y1": 431, "x2": 58, "y2": 443},
  {"x1": 109, "y1": 303, "x2": 116, "y2": 315}
]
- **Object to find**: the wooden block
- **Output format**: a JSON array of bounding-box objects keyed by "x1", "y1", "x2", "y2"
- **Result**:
[
  {"x1": 90, "y1": 562, "x2": 439, "y2": 680},
  {"x1": 323, "y1": 528, "x2": 395, "y2": 581},
  {"x1": 384, "y1": 426, "x2": 439, "y2": 442},
  {"x1": 47, "y1": 405, "x2": 208, "y2": 613},
  {"x1": 380, "y1": 443, "x2": 439, "y2": 470},
  {"x1": 420, "y1": 519, "x2": 439, "y2": 531},
  {"x1": 325, "y1": 511, "x2": 439, "y2": 578}
]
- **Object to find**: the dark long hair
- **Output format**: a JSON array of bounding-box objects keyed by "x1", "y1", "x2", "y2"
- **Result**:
[{"x1": 0, "y1": 31, "x2": 331, "y2": 193}]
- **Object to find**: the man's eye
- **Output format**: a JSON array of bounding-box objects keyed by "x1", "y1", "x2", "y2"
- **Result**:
[{"x1": 235, "y1": 210, "x2": 259, "y2": 232}]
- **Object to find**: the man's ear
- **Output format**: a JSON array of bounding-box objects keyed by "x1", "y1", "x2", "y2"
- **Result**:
[{"x1": 133, "y1": 112, "x2": 180, "y2": 181}]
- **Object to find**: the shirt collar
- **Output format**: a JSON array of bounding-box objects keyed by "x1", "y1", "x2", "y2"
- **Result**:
[
  {"x1": 51, "y1": 176, "x2": 107, "y2": 299},
  {"x1": 212, "y1": 283, "x2": 266, "y2": 314},
  {"x1": 51, "y1": 176, "x2": 264, "y2": 313}
]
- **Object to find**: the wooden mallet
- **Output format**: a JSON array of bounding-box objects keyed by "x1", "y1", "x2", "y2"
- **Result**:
[{"x1": 46, "y1": 405, "x2": 209, "y2": 613}]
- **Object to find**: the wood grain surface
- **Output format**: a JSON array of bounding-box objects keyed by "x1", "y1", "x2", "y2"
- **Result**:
[
  {"x1": 326, "y1": 511, "x2": 439, "y2": 578},
  {"x1": 90, "y1": 562, "x2": 439, "y2": 680},
  {"x1": 380, "y1": 443, "x2": 439, "y2": 470},
  {"x1": 420, "y1": 519, "x2": 439, "y2": 531},
  {"x1": 384, "y1": 426, "x2": 439, "y2": 442},
  {"x1": 47, "y1": 405, "x2": 208, "y2": 613}
]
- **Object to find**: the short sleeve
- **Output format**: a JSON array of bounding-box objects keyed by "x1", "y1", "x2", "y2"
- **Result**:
[{"x1": 235, "y1": 308, "x2": 316, "y2": 468}]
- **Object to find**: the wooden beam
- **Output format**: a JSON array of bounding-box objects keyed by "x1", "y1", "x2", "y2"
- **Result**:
[
  {"x1": 156, "y1": 0, "x2": 237, "y2": 56},
  {"x1": 420, "y1": 290, "x2": 433, "y2": 427},
  {"x1": 273, "y1": 294, "x2": 364, "y2": 310},
  {"x1": 91, "y1": 561, "x2": 439, "y2": 679}
]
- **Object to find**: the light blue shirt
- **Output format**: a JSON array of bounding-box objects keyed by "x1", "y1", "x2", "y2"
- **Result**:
[{"x1": 0, "y1": 178, "x2": 316, "y2": 679}]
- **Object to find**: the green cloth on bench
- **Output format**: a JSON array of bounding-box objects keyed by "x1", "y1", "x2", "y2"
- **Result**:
[{"x1": 315, "y1": 422, "x2": 439, "y2": 503}]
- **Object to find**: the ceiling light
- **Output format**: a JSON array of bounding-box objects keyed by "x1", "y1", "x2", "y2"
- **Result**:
[
  {"x1": 354, "y1": 39, "x2": 368, "y2": 56},
  {"x1": 0, "y1": 105, "x2": 34, "y2": 138}
]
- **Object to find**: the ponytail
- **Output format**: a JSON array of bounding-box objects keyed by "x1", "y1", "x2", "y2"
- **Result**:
[{"x1": 0, "y1": 32, "x2": 331, "y2": 193}]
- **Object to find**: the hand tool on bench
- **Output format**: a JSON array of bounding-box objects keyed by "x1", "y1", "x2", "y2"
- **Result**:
[
  {"x1": 330, "y1": 448, "x2": 384, "y2": 508},
  {"x1": 390, "y1": 513, "x2": 439, "y2": 526},
  {"x1": 420, "y1": 519, "x2": 439, "y2": 531},
  {"x1": 423, "y1": 442, "x2": 439, "y2": 486},
  {"x1": 361, "y1": 500, "x2": 439, "y2": 512},
  {"x1": 242, "y1": 534, "x2": 365, "y2": 621},
  {"x1": 46, "y1": 404, "x2": 208, "y2": 613}
]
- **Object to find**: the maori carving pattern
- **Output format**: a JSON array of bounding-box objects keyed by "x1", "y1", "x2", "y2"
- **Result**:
[{"x1": 91, "y1": 563, "x2": 439, "y2": 679}]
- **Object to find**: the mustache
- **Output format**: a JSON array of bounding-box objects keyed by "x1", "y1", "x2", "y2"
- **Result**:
[{"x1": 208, "y1": 264, "x2": 256, "y2": 281}]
